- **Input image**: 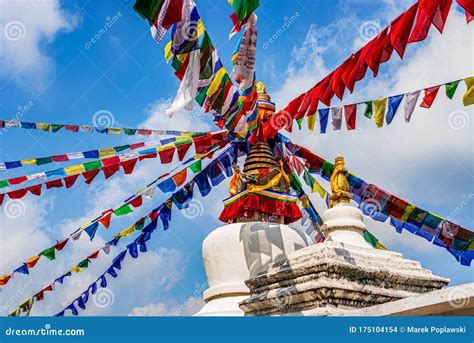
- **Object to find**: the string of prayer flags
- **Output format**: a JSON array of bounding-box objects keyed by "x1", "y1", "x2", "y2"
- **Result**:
[
  {"x1": 52, "y1": 145, "x2": 237, "y2": 317},
  {"x1": 1, "y1": 144, "x2": 228, "y2": 287},
  {"x1": 281, "y1": 136, "x2": 474, "y2": 266},
  {"x1": 289, "y1": 77, "x2": 472, "y2": 134},
  {"x1": 0, "y1": 119, "x2": 207, "y2": 137},
  {"x1": 257, "y1": 2, "x2": 470, "y2": 140}
]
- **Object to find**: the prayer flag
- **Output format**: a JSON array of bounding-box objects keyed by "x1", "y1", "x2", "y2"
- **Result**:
[
  {"x1": 373, "y1": 97, "x2": 387, "y2": 127},
  {"x1": 445, "y1": 80, "x2": 460, "y2": 99},
  {"x1": 344, "y1": 104, "x2": 357, "y2": 130},
  {"x1": 331, "y1": 107, "x2": 343, "y2": 130},
  {"x1": 404, "y1": 90, "x2": 421, "y2": 122},
  {"x1": 463, "y1": 76, "x2": 474, "y2": 106},
  {"x1": 363, "y1": 101, "x2": 373, "y2": 118},
  {"x1": 420, "y1": 85, "x2": 440, "y2": 108},
  {"x1": 386, "y1": 94, "x2": 404, "y2": 125},
  {"x1": 39, "y1": 247, "x2": 56, "y2": 261},
  {"x1": 318, "y1": 108, "x2": 329, "y2": 133}
]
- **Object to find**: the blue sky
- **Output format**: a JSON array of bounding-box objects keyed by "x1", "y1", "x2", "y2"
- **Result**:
[{"x1": 0, "y1": 0, "x2": 473, "y2": 316}]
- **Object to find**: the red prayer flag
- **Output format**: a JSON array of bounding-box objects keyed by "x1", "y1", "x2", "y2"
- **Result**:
[
  {"x1": 162, "y1": 0, "x2": 183, "y2": 28},
  {"x1": 172, "y1": 168, "x2": 187, "y2": 187},
  {"x1": 0, "y1": 193, "x2": 4, "y2": 206},
  {"x1": 65, "y1": 125, "x2": 79, "y2": 132},
  {"x1": 121, "y1": 158, "x2": 138, "y2": 174},
  {"x1": 137, "y1": 129, "x2": 152, "y2": 136},
  {"x1": 158, "y1": 147, "x2": 176, "y2": 164},
  {"x1": 45, "y1": 179, "x2": 63, "y2": 189},
  {"x1": 420, "y1": 85, "x2": 441, "y2": 108},
  {"x1": 26, "y1": 184, "x2": 42, "y2": 196},
  {"x1": 344, "y1": 104, "x2": 357, "y2": 130},
  {"x1": 99, "y1": 210, "x2": 112, "y2": 228},
  {"x1": 25, "y1": 256, "x2": 40, "y2": 269},
  {"x1": 83, "y1": 169, "x2": 100, "y2": 184},
  {"x1": 390, "y1": 3, "x2": 418, "y2": 58},
  {"x1": 8, "y1": 188, "x2": 27, "y2": 199},
  {"x1": 102, "y1": 156, "x2": 120, "y2": 166},
  {"x1": 8, "y1": 176, "x2": 28, "y2": 185},
  {"x1": 87, "y1": 250, "x2": 100, "y2": 259},
  {"x1": 64, "y1": 174, "x2": 80, "y2": 188},
  {"x1": 130, "y1": 195, "x2": 143, "y2": 208},
  {"x1": 103, "y1": 164, "x2": 120, "y2": 179},
  {"x1": 51, "y1": 155, "x2": 69, "y2": 162},
  {"x1": 130, "y1": 142, "x2": 145, "y2": 150},
  {"x1": 193, "y1": 134, "x2": 212, "y2": 154},
  {"x1": 457, "y1": 0, "x2": 474, "y2": 22},
  {"x1": 421, "y1": 0, "x2": 452, "y2": 33},
  {"x1": 176, "y1": 142, "x2": 192, "y2": 161},
  {"x1": 0, "y1": 274, "x2": 11, "y2": 286},
  {"x1": 138, "y1": 152, "x2": 157, "y2": 161},
  {"x1": 35, "y1": 290, "x2": 45, "y2": 301},
  {"x1": 54, "y1": 238, "x2": 69, "y2": 251},
  {"x1": 408, "y1": 3, "x2": 432, "y2": 43}
]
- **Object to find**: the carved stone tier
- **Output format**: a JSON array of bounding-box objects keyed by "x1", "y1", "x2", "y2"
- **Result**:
[{"x1": 239, "y1": 240, "x2": 450, "y2": 316}]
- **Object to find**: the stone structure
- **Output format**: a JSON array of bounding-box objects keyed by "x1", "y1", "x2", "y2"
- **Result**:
[
  {"x1": 238, "y1": 157, "x2": 452, "y2": 316},
  {"x1": 194, "y1": 222, "x2": 312, "y2": 316}
]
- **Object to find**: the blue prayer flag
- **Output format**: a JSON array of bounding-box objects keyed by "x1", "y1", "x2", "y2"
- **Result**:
[{"x1": 386, "y1": 94, "x2": 404, "y2": 125}]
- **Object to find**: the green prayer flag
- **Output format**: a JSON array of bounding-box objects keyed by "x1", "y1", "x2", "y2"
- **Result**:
[
  {"x1": 114, "y1": 145, "x2": 129, "y2": 153},
  {"x1": 77, "y1": 259, "x2": 90, "y2": 269},
  {"x1": 289, "y1": 172, "x2": 302, "y2": 189},
  {"x1": 113, "y1": 204, "x2": 133, "y2": 216},
  {"x1": 189, "y1": 160, "x2": 202, "y2": 173},
  {"x1": 133, "y1": 0, "x2": 164, "y2": 24},
  {"x1": 445, "y1": 80, "x2": 460, "y2": 99},
  {"x1": 296, "y1": 118, "x2": 303, "y2": 130},
  {"x1": 303, "y1": 170, "x2": 315, "y2": 188},
  {"x1": 135, "y1": 218, "x2": 145, "y2": 231},
  {"x1": 321, "y1": 161, "x2": 335, "y2": 179},
  {"x1": 36, "y1": 157, "x2": 53, "y2": 165},
  {"x1": 0, "y1": 180, "x2": 9, "y2": 188},
  {"x1": 39, "y1": 247, "x2": 56, "y2": 261},
  {"x1": 83, "y1": 160, "x2": 102, "y2": 171},
  {"x1": 195, "y1": 86, "x2": 210, "y2": 106},
  {"x1": 364, "y1": 101, "x2": 373, "y2": 118},
  {"x1": 123, "y1": 128, "x2": 137, "y2": 135},
  {"x1": 50, "y1": 124, "x2": 64, "y2": 132},
  {"x1": 234, "y1": 0, "x2": 259, "y2": 22}
]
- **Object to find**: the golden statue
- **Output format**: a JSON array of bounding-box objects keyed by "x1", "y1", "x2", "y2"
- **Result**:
[{"x1": 329, "y1": 155, "x2": 352, "y2": 208}]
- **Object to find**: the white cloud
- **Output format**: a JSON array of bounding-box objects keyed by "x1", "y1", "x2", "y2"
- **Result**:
[
  {"x1": 0, "y1": 0, "x2": 79, "y2": 87},
  {"x1": 129, "y1": 296, "x2": 204, "y2": 316}
]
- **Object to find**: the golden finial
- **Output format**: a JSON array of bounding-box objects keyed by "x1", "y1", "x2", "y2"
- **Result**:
[
  {"x1": 329, "y1": 155, "x2": 352, "y2": 208},
  {"x1": 256, "y1": 81, "x2": 271, "y2": 101}
]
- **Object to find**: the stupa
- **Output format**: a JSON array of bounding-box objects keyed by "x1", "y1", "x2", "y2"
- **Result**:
[
  {"x1": 239, "y1": 156, "x2": 452, "y2": 316},
  {"x1": 195, "y1": 83, "x2": 312, "y2": 316}
]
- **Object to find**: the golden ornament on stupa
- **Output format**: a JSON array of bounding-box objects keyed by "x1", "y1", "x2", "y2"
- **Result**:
[{"x1": 329, "y1": 155, "x2": 353, "y2": 208}]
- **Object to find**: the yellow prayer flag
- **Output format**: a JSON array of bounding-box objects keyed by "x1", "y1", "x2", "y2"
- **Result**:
[
  {"x1": 197, "y1": 19, "x2": 205, "y2": 37},
  {"x1": 36, "y1": 123, "x2": 51, "y2": 131},
  {"x1": 462, "y1": 76, "x2": 474, "y2": 106},
  {"x1": 373, "y1": 97, "x2": 387, "y2": 128},
  {"x1": 21, "y1": 159, "x2": 37, "y2": 165},
  {"x1": 70, "y1": 266, "x2": 82, "y2": 273},
  {"x1": 99, "y1": 148, "x2": 115, "y2": 158},
  {"x1": 164, "y1": 41, "x2": 173, "y2": 63},
  {"x1": 117, "y1": 226, "x2": 135, "y2": 238},
  {"x1": 401, "y1": 204, "x2": 415, "y2": 222},
  {"x1": 206, "y1": 68, "x2": 227, "y2": 97},
  {"x1": 108, "y1": 128, "x2": 122, "y2": 135},
  {"x1": 374, "y1": 241, "x2": 388, "y2": 250},
  {"x1": 307, "y1": 114, "x2": 316, "y2": 131},
  {"x1": 312, "y1": 180, "x2": 327, "y2": 199},
  {"x1": 64, "y1": 164, "x2": 86, "y2": 175}
]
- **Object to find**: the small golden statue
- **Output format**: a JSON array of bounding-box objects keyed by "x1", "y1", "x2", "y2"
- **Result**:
[{"x1": 329, "y1": 155, "x2": 352, "y2": 208}]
